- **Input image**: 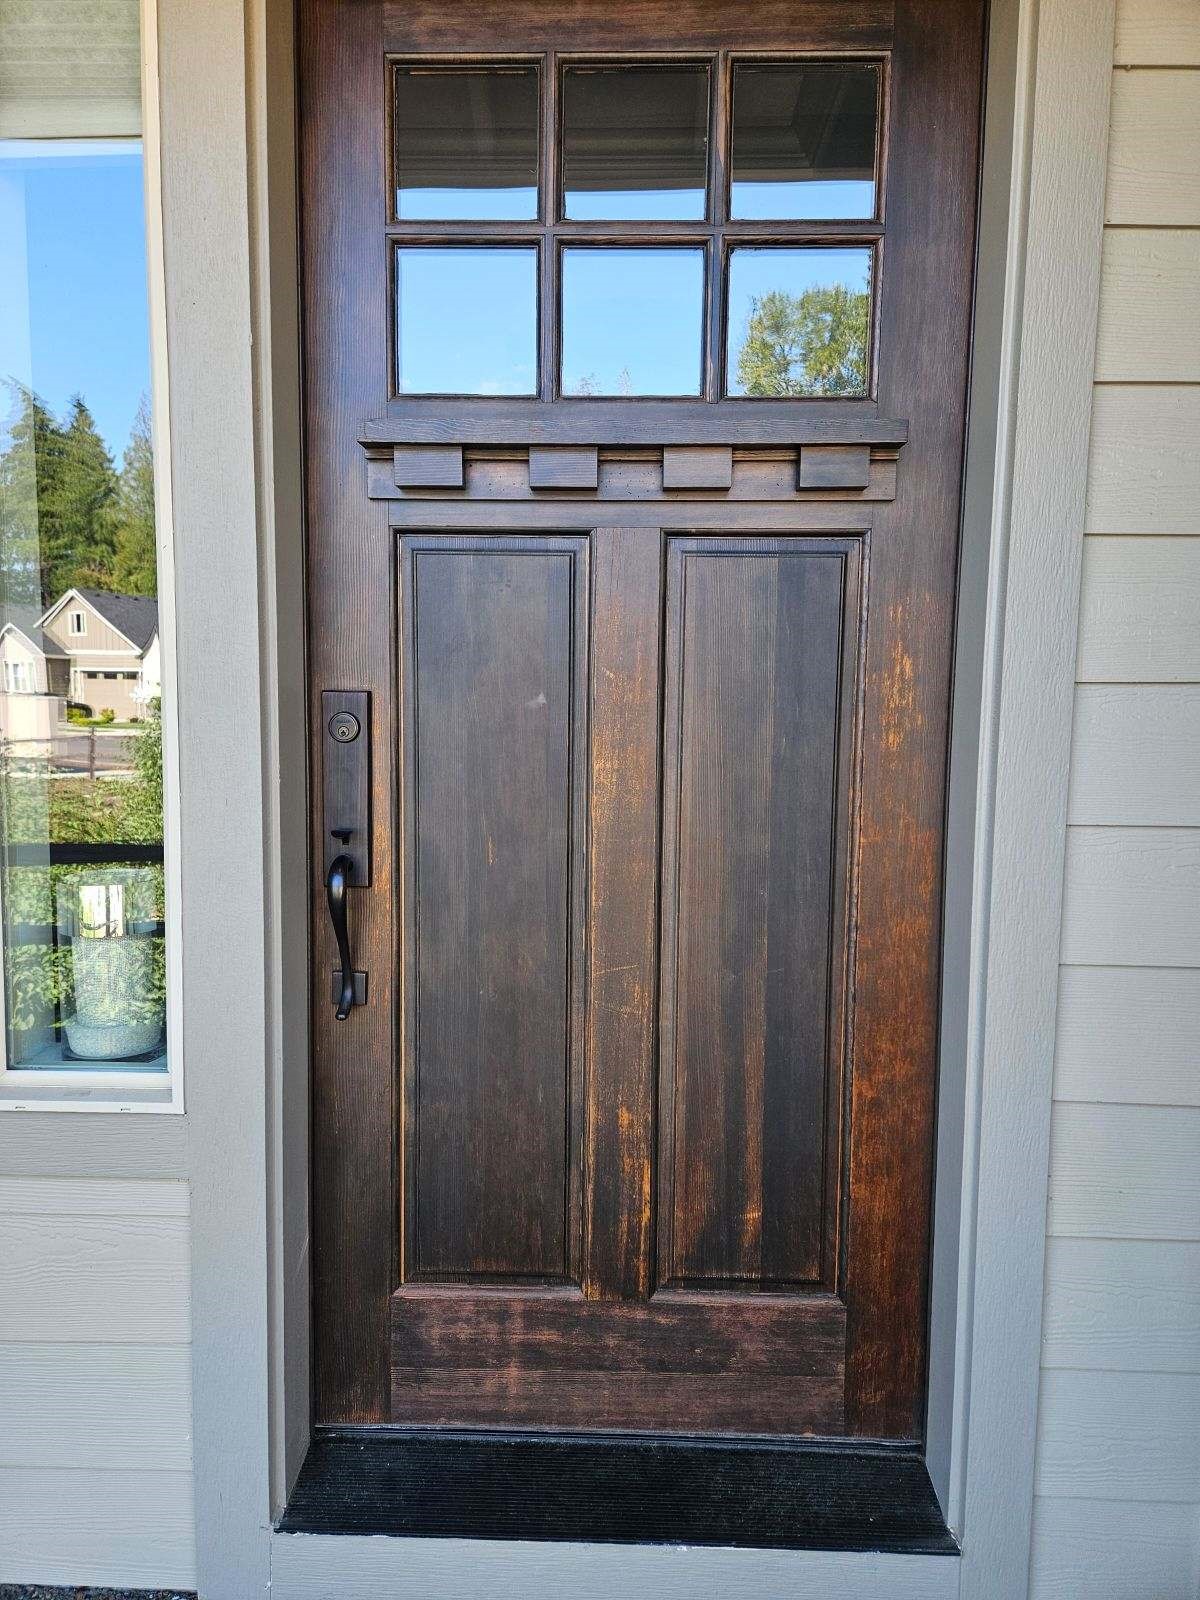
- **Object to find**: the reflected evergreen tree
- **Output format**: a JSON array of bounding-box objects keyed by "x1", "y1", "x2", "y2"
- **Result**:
[
  {"x1": 734, "y1": 284, "x2": 869, "y2": 398},
  {"x1": 0, "y1": 383, "x2": 157, "y2": 610},
  {"x1": 113, "y1": 396, "x2": 157, "y2": 595}
]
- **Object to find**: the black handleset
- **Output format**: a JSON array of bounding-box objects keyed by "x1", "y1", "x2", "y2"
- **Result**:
[
  {"x1": 322, "y1": 691, "x2": 372, "y2": 1020},
  {"x1": 326, "y1": 845, "x2": 357, "y2": 1021}
]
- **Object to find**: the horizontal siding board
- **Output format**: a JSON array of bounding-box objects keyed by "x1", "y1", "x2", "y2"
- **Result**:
[
  {"x1": 0, "y1": 1342, "x2": 192, "y2": 1470},
  {"x1": 1034, "y1": 1369, "x2": 1200, "y2": 1500},
  {"x1": 0, "y1": 1176, "x2": 190, "y2": 1217},
  {"x1": 1068, "y1": 686, "x2": 1200, "y2": 825},
  {"x1": 1106, "y1": 69, "x2": 1200, "y2": 224},
  {"x1": 1055, "y1": 965, "x2": 1200, "y2": 1105},
  {"x1": 0, "y1": 1212, "x2": 191, "y2": 1343},
  {"x1": 1086, "y1": 387, "x2": 1200, "y2": 535},
  {"x1": 1076, "y1": 536, "x2": 1200, "y2": 680},
  {"x1": 0, "y1": 1466, "x2": 195, "y2": 1589},
  {"x1": 1029, "y1": 1496, "x2": 1199, "y2": 1599},
  {"x1": 1115, "y1": 0, "x2": 1200, "y2": 64},
  {"x1": 1042, "y1": 1238, "x2": 1200, "y2": 1372},
  {"x1": 1047, "y1": 1103, "x2": 1200, "y2": 1239},
  {"x1": 1094, "y1": 229, "x2": 1200, "y2": 381},
  {"x1": 1060, "y1": 827, "x2": 1200, "y2": 967}
]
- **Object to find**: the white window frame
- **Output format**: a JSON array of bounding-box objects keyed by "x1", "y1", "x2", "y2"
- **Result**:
[
  {"x1": 69, "y1": 609, "x2": 86, "y2": 635},
  {"x1": 0, "y1": 0, "x2": 184, "y2": 1117}
]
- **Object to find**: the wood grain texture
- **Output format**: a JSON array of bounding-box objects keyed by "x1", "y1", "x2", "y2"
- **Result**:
[
  {"x1": 528, "y1": 446, "x2": 598, "y2": 489},
  {"x1": 1106, "y1": 69, "x2": 1200, "y2": 225},
  {"x1": 1029, "y1": 1497, "x2": 1199, "y2": 1600},
  {"x1": 1041, "y1": 1238, "x2": 1200, "y2": 1373},
  {"x1": 658, "y1": 540, "x2": 857, "y2": 1292},
  {"x1": 661, "y1": 446, "x2": 733, "y2": 490},
  {"x1": 393, "y1": 445, "x2": 464, "y2": 488},
  {"x1": 842, "y1": 0, "x2": 985, "y2": 1439},
  {"x1": 797, "y1": 445, "x2": 872, "y2": 490},
  {"x1": 0, "y1": 1466, "x2": 196, "y2": 1589},
  {"x1": 307, "y1": 0, "x2": 985, "y2": 1445},
  {"x1": 1114, "y1": 0, "x2": 1200, "y2": 64},
  {"x1": 392, "y1": 1287, "x2": 844, "y2": 1434},
  {"x1": 363, "y1": 403, "x2": 909, "y2": 448},
  {"x1": 1060, "y1": 826, "x2": 1200, "y2": 967},
  {"x1": 1034, "y1": 1369, "x2": 1200, "y2": 1501},
  {"x1": 1087, "y1": 388, "x2": 1200, "y2": 534},
  {"x1": 400, "y1": 538, "x2": 588, "y2": 1282},
  {"x1": 0, "y1": 1342, "x2": 193, "y2": 1471},
  {"x1": 0, "y1": 1175, "x2": 189, "y2": 1215},
  {"x1": 1095, "y1": 229, "x2": 1200, "y2": 381},
  {"x1": 381, "y1": 0, "x2": 895, "y2": 52},
  {"x1": 1068, "y1": 685, "x2": 1200, "y2": 825},
  {"x1": 0, "y1": 1212, "x2": 191, "y2": 1344},
  {"x1": 1076, "y1": 536, "x2": 1200, "y2": 680},
  {"x1": 1054, "y1": 965, "x2": 1200, "y2": 1105},
  {"x1": 303, "y1": 0, "x2": 396, "y2": 1425},
  {"x1": 1047, "y1": 1103, "x2": 1200, "y2": 1239},
  {"x1": 583, "y1": 529, "x2": 662, "y2": 1300}
]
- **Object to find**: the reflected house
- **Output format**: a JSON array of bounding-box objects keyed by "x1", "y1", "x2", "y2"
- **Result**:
[{"x1": 0, "y1": 587, "x2": 159, "y2": 737}]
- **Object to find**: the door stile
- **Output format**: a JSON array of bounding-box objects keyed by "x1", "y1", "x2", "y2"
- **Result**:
[{"x1": 581, "y1": 527, "x2": 665, "y2": 1300}]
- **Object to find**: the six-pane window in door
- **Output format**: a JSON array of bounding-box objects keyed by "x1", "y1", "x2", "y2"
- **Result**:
[{"x1": 389, "y1": 56, "x2": 884, "y2": 400}]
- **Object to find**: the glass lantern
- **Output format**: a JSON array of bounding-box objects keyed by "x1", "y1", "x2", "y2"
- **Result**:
[{"x1": 56, "y1": 867, "x2": 165, "y2": 1061}]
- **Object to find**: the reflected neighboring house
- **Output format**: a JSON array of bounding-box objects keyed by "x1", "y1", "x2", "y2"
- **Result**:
[
  {"x1": 41, "y1": 588, "x2": 159, "y2": 720},
  {"x1": 0, "y1": 588, "x2": 160, "y2": 740},
  {"x1": 0, "y1": 620, "x2": 71, "y2": 743}
]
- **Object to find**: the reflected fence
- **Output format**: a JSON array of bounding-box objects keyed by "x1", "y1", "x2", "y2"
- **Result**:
[{"x1": 3, "y1": 730, "x2": 140, "y2": 778}]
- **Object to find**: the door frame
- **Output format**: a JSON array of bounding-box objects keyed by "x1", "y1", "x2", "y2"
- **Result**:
[{"x1": 148, "y1": 0, "x2": 1119, "y2": 1590}]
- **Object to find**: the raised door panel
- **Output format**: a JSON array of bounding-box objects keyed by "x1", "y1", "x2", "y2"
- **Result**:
[
  {"x1": 659, "y1": 538, "x2": 860, "y2": 1294},
  {"x1": 399, "y1": 535, "x2": 589, "y2": 1284}
]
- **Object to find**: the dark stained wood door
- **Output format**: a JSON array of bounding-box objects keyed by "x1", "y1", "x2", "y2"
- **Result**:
[{"x1": 301, "y1": 0, "x2": 985, "y2": 1445}]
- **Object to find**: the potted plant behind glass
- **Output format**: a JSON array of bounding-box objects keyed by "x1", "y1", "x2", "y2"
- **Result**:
[{"x1": 59, "y1": 866, "x2": 164, "y2": 1060}]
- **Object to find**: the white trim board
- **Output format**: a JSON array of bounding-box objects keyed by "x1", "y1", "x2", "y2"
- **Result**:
[{"x1": 154, "y1": 0, "x2": 1119, "y2": 1595}]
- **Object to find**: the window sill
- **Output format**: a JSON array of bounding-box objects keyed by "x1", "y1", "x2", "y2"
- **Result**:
[
  {"x1": 280, "y1": 1429, "x2": 957, "y2": 1554},
  {"x1": 0, "y1": 1071, "x2": 177, "y2": 1114}
]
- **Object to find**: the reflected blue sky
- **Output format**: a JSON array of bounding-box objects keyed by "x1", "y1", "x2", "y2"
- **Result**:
[
  {"x1": 396, "y1": 247, "x2": 538, "y2": 395},
  {"x1": 561, "y1": 247, "x2": 704, "y2": 396},
  {"x1": 730, "y1": 177, "x2": 875, "y2": 221},
  {"x1": 0, "y1": 140, "x2": 151, "y2": 456}
]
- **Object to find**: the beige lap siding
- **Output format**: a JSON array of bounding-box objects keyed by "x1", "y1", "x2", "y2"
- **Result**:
[{"x1": 1029, "y1": 2, "x2": 1200, "y2": 1593}]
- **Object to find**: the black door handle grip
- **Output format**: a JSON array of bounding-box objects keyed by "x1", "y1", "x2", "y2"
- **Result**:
[{"x1": 326, "y1": 852, "x2": 356, "y2": 1020}]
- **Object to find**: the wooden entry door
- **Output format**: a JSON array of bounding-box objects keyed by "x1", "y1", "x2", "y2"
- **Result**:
[{"x1": 302, "y1": 0, "x2": 984, "y2": 1445}]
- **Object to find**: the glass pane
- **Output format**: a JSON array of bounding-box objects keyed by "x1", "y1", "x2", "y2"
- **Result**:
[
  {"x1": 394, "y1": 65, "x2": 539, "y2": 220},
  {"x1": 561, "y1": 248, "x2": 704, "y2": 397},
  {"x1": 562, "y1": 65, "x2": 709, "y2": 221},
  {"x1": 0, "y1": 132, "x2": 168, "y2": 1073},
  {"x1": 726, "y1": 247, "x2": 872, "y2": 397},
  {"x1": 730, "y1": 63, "x2": 879, "y2": 220},
  {"x1": 396, "y1": 248, "x2": 538, "y2": 396}
]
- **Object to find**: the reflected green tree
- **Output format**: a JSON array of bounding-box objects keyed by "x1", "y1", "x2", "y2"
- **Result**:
[{"x1": 734, "y1": 284, "x2": 869, "y2": 397}]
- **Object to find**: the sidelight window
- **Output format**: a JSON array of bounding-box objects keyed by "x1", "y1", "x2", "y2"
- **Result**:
[
  {"x1": 0, "y1": 0, "x2": 177, "y2": 1103},
  {"x1": 390, "y1": 55, "x2": 883, "y2": 399}
]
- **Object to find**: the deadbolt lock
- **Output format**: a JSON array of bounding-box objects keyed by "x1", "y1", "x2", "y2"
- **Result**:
[{"x1": 328, "y1": 711, "x2": 360, "y2": 743}]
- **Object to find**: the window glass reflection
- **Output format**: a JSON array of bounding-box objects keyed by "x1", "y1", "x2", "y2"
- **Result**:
[
  {"x1": 730, "y1": 63, "x2": 879, "y2": 220},
  {"x1": 726, "y1": 247, "x2": 872, "y2": 397},
  {"x1": 561, "y1": 65, "x2": 709, "y2": 221},
  {"x1": 396, "y1": 247, "x2": 538, "y2": 395},
  {"x1": 561, "y1": 248, "x2": 705, "y2": 397},
  {"x1": 0, "y1": 137, "x2": 167, "y2": 1072},
  {"x1": 394, "y1": 65, "x2": 540, "y2": 220}
]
